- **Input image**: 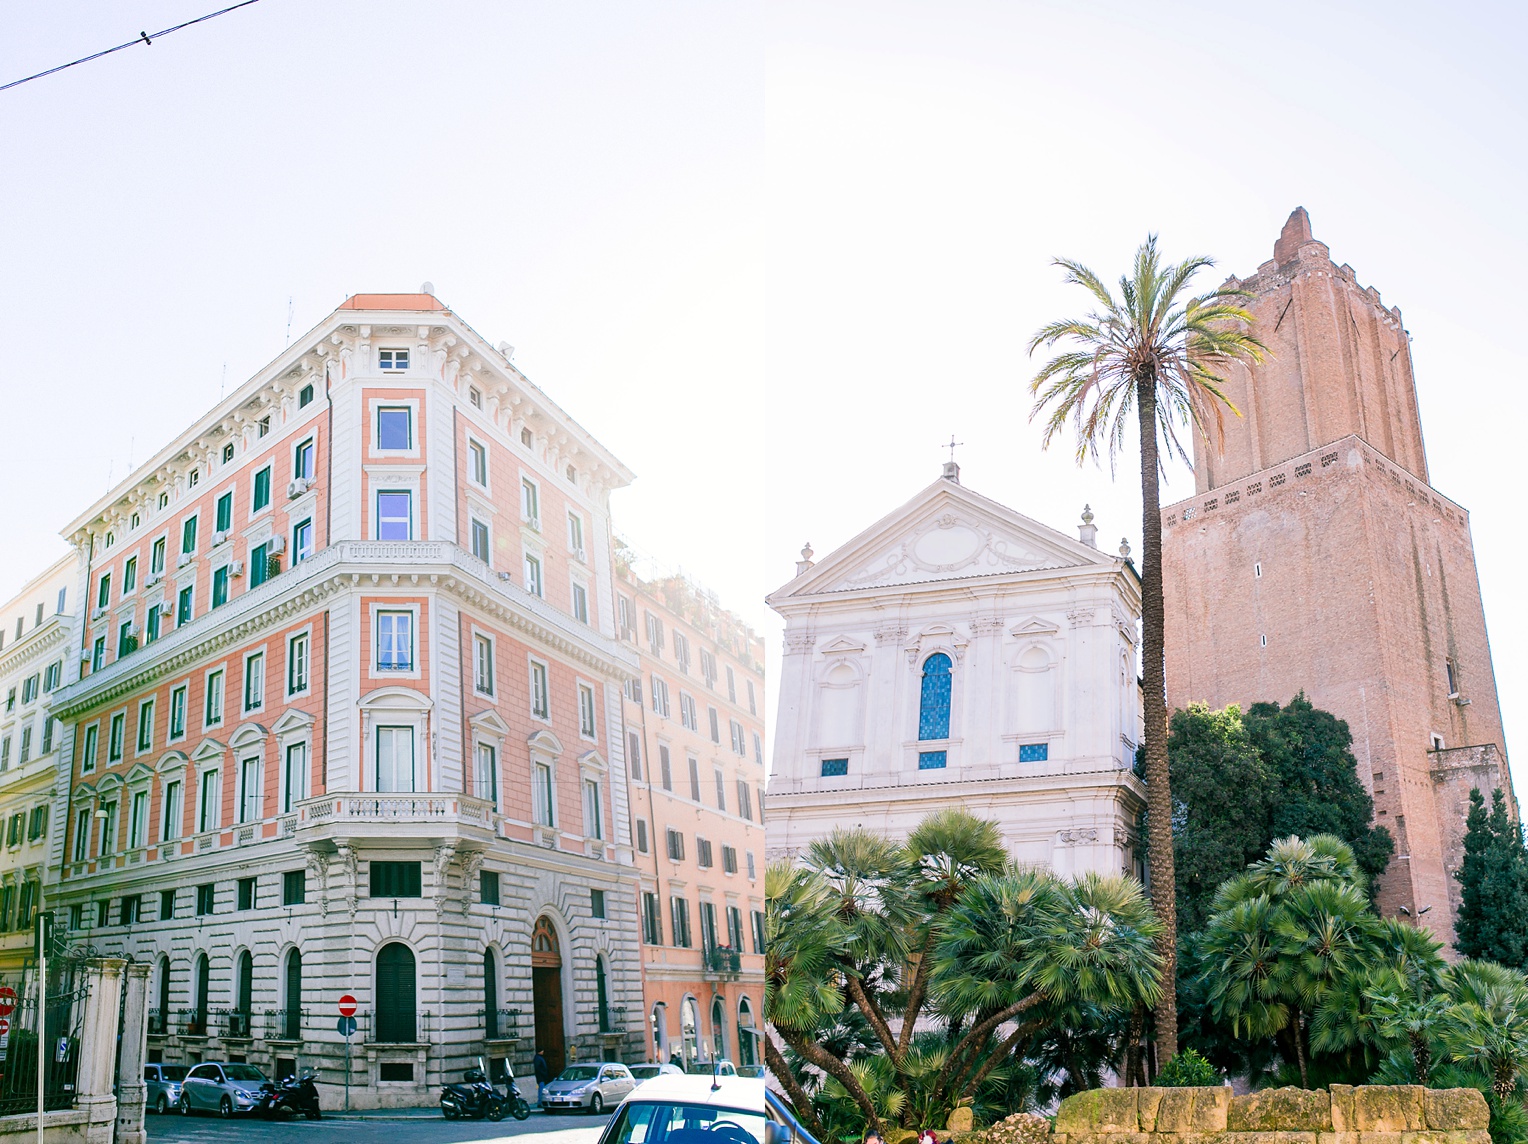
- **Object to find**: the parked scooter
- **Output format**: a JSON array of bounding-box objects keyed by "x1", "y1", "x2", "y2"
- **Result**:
[
  {"x1": 440, "y1": 1064, "x2": 531, "y2": 1121},
  {"x1": 255, "y1": 1069, "x2": 322, "y2": 1120}
]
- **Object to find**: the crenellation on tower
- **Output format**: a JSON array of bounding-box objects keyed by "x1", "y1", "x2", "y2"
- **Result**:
[{"x1": 1165, "y1": 209, "x2": 1514, "y2": 950}]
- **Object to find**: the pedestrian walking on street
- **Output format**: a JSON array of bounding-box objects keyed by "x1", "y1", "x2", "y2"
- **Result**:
[{"x1": 533, "y1": 1047, "x2": 550, "y2": 1105}]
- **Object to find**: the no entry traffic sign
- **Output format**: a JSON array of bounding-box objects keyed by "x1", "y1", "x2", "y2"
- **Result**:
[
  {"x1": 0, "y1": 987, "x2": 16, "y2": 1017},
  {"x1": 338, "y1": 994, "x2": 357, "y2": 1018}
]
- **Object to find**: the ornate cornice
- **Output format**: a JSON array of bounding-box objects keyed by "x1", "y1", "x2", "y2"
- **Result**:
[{"x1": 0, "y1": 618, "x2": 71, "y2": 679}]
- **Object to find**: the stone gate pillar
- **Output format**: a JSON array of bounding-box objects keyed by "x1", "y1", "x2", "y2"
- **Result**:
[
  {"x1": 74, "y1": 957, "x2": 125, "y2": 1144},
  {"x1": 115, "y1": 961, "x2": 151, "y2": 1144}
]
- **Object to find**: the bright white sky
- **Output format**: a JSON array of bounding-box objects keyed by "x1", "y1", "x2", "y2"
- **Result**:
[{"x1": 2, "y1": 2, "x2": 1524, "y2": 788}]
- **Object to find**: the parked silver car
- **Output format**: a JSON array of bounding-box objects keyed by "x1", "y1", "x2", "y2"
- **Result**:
[
  {"x1": 177, "y1": 1061, "x2": 269, "y2": 1117},
  {"x1": 144, "y1": 1064, "x2": 188, "y2": 1114},
  {"x1": 629, "y1": 1062, "x2": 685, "y2": 1086},
  {"x1": 541, "y1": 1062, "x2": 636, "y2": 1114}
]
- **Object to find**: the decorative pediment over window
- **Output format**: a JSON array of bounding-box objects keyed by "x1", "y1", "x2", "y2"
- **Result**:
[
  {"x1": 527, "y1": 728, "x2": 563, "y2": 758},
  {"x1": 1010, "y1": 617, "x2": 1061, "y2": 638},
  {"x1": 156, "y1": 750, "x2": 189, "y2": 774},
  {"x1": 228, "y1": 722, "x2": 269, "y2": 751},
  {"x1": 72, "y1": 782, "x2": 96, "y2": 801},
  {"x1": 125, "y1": 762, "x2": 155, "y2": 786},
  {"x1": 191, "y1": 738, "x2": 226, "y2": 765},
  {"x1": 905, "y1": 622, "x2": 970, "y2": 666},
  {"x1": 359, "y1": 686, "x2": 433, "y2": 713},
  {"x1": 819, "y1": 635, "x2": 867, "y2": 656},
  {"x1": 468, "y1": 708, "x2": 511, "y2": 739},
  {"x1": 577, "y1": 749, "x2": 607, "y2": 776},
  {"x1": 96, "y1": 772, "x2": 124, "y2": 794},
  {"x1": 271, "y1": 709, "x2": 316, "y2": 737}
]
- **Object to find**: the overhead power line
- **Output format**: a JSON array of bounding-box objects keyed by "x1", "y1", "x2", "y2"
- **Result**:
[{"x1": 1, "y1": 0, "x2": 266, "y2": 94}]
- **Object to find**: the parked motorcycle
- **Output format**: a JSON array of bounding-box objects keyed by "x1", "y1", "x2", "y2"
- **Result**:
[
  {"x1": 440, "y1": 1067, "x2": 531, "y2": 1121},
  {"x1": 254, "y1": 1069, "x2": 322, "y2": 1120}
]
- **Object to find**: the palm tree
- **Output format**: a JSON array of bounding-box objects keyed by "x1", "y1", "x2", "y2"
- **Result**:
[{"x1": 1028, "y1": 236, "x2": 1266, "y2": 1061}]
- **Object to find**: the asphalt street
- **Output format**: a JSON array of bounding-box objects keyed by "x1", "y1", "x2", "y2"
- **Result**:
[{"x1": 145, "y1": 1107, "x2": 612, "y2": 1144}]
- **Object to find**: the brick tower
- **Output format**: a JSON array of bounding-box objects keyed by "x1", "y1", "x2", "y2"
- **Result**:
[{"x1": 1161, "y1": 208, "x2": 1514, "y2": 947}]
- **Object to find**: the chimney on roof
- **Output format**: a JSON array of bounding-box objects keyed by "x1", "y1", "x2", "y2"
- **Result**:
[
  {"x1": 1273, "y1": 207, "x2": 1314, "y2": 263},
  {"x1": 942, "y1": 460, "x2": 960, "y2": 483}
]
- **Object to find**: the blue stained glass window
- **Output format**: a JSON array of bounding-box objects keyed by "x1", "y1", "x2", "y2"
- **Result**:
[
  {"x1": 1019, "y1": 743, "x2": 1049, "y2": 763},
  {"x1": 918, "y1": 653, "x2": 952, "y2": 741},
  {"x1": 917, "y1": 751, "x2": 947, "y2": 770},
  {"x1": 820, "y1": 758, "x2": 848, "y2": 777}
]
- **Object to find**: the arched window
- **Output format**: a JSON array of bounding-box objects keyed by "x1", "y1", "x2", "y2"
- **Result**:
[
  {"x1": 484, "y1": 949, "x2": 500, "y2": 1039},
  {"x1": 737, "y1": 997, "x2": 758, "y2": 1067},
  {"x1": 918, "y1": 653, "x2": 952, "y2": 769},
  {"x1": 234, "y1": 951, "x2": 253, "y2": 1037},
  {"x1": 595, "y1": 955, "x2": 611, "y2": 1033},
  {"x1": 710, "y1": 995, "x2": 726, "y2": 1061},
  {"x1": 191, "y1": 954, "x2": 209, "y2": 1035},
  {"x1": 283, "y1": 949, "x2": 302, "y2": 1040},
  {"x1": 680, "y1": 996, "x2": 700, "y2": 1068},
  {"x1": 376, "y1": 942, "x2": 417, "y2": 1043},
  {"x1": 651, "y1": 1002, "x2": 668, "y2": 1062},
  {"x1": 154, "y1": 957, "x2": 171, "y2": 1035}
]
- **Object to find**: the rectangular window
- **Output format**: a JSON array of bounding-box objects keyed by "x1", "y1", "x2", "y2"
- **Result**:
[
  {"x1": 116, "y1": 619, "x2": 134, "y2": 658},
  {"x1": 571, "y1": 582, "x2": 588, "y2": 623},
  {"x1": 375, "y1": 726, "x2": 416, "y2": 792},
  {"x1": 722, "y1": 845, "x2": 738, "y2": 874},
  {"x1": 583, "y1": 778, "x2": 603, "y2": 839},
  {"x1": 294, "y1": 438, "x2": 315, "y2": 481},
  {"x1": 651, "y1": 676, "x2": 670, "y2": 718},
  {"x1": 708, "y1": 707, "x2": 720, "y2": 743},
  {"x1": 91, "y1": 636, "x2": 105, "y2": 672},
  {"x1": 715, "y1": 769, "x2": 727, "y2": 812},
  {"x1": 43, "y1": 662, "x2": 61, "y2": 692},
  {"x1": 726, "y1": 665, "x2": 736, "y2": 703},
  {"x1": 42, "y1": 718, "x2": 54, "y2": 754},
  {"x1": 81, "y1": 724, "x2": 99, "y2": 773},
  {"x1": 146, "y1": 604, "x2": 161, "y2": 643},
  {"x1": 469, "y1": 440, "x2": 488, "y2": 486},
  {"x1": 108, "y1": 712, "x2": 126, "y2": 762},
  {"x1": 253, "y1": 467, "x2": 272, "y2": 512},
  {"x1": 659, "y1": 745, "x2": 673, "y2": 791},
  {"x1": 282, "y1": 870, "x2": 306, "y2": 906},
  {"x1": 700, "y1": 649, "x2": 717, "y2": 688},
  {"x1": 697, "y1": 838, "x2": 713, "y2": 868},
  {"x1": 671, "y1": 897, "x2": 691, "y2": 948},
  {"x1": 480, "y1": 870, "x2": 501, "y2": 906},
  {"x1": 288, "y1": 633, "x2": 309, "y2": 693},
  {"x1": 754, "y1": 731, "x2": 763, "y2": 764},
  {"x1": 99, "y1": 802, "x2": 116, "y2": 854},
  {"x1": 645, "y1": 612, "x2": 665, "y2": 654},
  {"x1": 378, "y1": 348, "x2": 409, "y2": 371},
  {"x1": 73, "y1": 809, "x2": 90, "y2": 862},
  {"x1": 242, "y1": 652, "x2": 264, "y2": 712},
  {"x1": 16, "y1": 728, "x2": 29, "y2": 765},
  {"x1": 169, "y1": 686, "x2": 187, "y2": 740},
  {"x1": 27, "y1": 805, "x2": 45, "y2": 841},
  {"x1": 369, "y1": 860, "x2": 422, "y2": 897},
  {"x1": 121, "y1": 895, "x2": 141, "y2": 925},
  {"x1": 627, "y1": 731, "x2": 642, "y2": 780},
  {"x1": 674, "y1": 632, "x2": 690, "y2": 675},
  {"x1": 181, "y1": 516, "x2": 198, "y2": 555},
  {"x1": 579, "y1": 683, "x2": 597, "y2": 738},
  {"x1": 680, "y1": 693, "x2": 697, "y2": 731},
  {"x1": 238, "y1": 877, "x2": 256, "y2": 910},
  {"x1": 292, "y1": 519, "x2": 314, "y2": 563},
  {"x1": 731, "y1": 719, "x2": 747, "y2": 756},
  {"x1": 198, "y1": 770, "x2": 220, "y2": 832},
  {"x1": 746, "y1": 850, "x2": 756, "y2": 879},
  {"x1": 238, "y1": 756, "x2": 260, "y2": 822},
  {"x1": 738, "y1": 779, "x2": 754, "y2": 819},
  {"x1": 635, "y1": 818, "x2": 648, "y2": 853},
  {"x1": 618, "y1": 595, "x2": 636, "y2": 640},
  {"x1": 1018, "y1": 743, "x2": 1049, "y2": 762},
  {"x1": 123, "y1": 557, "x2": 138, "y2": 594},
  {"x1": 250, "y1": 541, "x2": 270, "y2": 588},
  {"x1": 150, "y1": 537, "x2": 166, "y2": 575},
  {"x1": 747, "y1": 679, "x2": 757, "y2": 715},
  {"x1": 283, "y1": 742, "x2": 306, "y2": 813},
  {"x1": 215, "y1": 491, "x2": 233, "y2": 533},
  {"x1": 196, "y1": 884, "x2": 215, "y2": 916},
  {"x1": 520, "y1": 478, "x2": 540, "y2": 527},
  {"x1": 473, "y1": 742, "x2": 497, "y2": 805},
  {"x1": 377, "y1": 405, "x2": 411, "y2": 448},
  {"x1": 533, "y1": 761, "x2": 555, "y2": 827},
  {"x1": 376, "y1": 490, "x2": 412, "y2": 540},
  {"x1": 177, "y1": 585, "x2": 193, "y2": 626},
  {"x1": 523, "y1": 552, "x2": 543, "y2": 596},
  {"x1": 666, "y1": 828, "x2": 685, "y2": 861},
  {"x1": 641, "y1": 892, "x2": 662, "y2": 945},
  {"x1": 470, "y1": 518, "x2": 490, "y2": 563},
  {"x1": 162, "y1": 780, "x2": 182, "y2": 841},
  {"x1": 752, "y1": 909, "x2": 766, "y2": 954},
  {"x1": 688, "y1": 756, "x2": 701, "y2": 803},
  {"x1": 474, "y1": 635, "x2": 494, "y2": 694},
  {"x1": 918, "y1": 750, "x2": 947, "y2": 770},
  {"x1": 700, "y1": 901, "x2": 718, "y2": 953},
  {"x1": 530, "y1": 660, "x2": 550, "y2": 719},
  {"x1": 205, "y1": 670, "x2": 224, "y2": 725},
  {"x1": 160, "y1": 888, "x2": 176, "y2": 920},
  {"x1": 590, "y1": 888, "x2": 606, "y2": 919},
  {"x1": 137, "y1": 698, "x2": 155, "y2": 752},
  {"x1": 97, "y1": 573, "x2": 111, "y2": 610},
  {"x1": 376, "y1": 611, "x2": 414, "y2": 671},
  {"x1": 728, "y1": 905, "x2": 744, "y2": 949}
]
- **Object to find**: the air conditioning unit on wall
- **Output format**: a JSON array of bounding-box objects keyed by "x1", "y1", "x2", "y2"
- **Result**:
[{"x1": 287, "y1": 478, "x2": 311, "y2": 499}]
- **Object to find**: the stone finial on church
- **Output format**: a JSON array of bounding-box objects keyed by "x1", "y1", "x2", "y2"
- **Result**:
[
  {"x1": 1119, "y1": 537, "x2": 1132, "y2": 560},
  {"x1": 1078, "y1": 504, "x2": 1097, "y2": 548},
  {"x1": 796, "y1": 542, "x2": 815, "y2": 576}
]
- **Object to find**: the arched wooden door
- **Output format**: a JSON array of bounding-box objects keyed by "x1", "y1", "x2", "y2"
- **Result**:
[
  {"x1": 376, "y1": 943, "x2": 417, "y2": 1043},
  {"x1": 530, "y1": 917, "x2": 565, "y2": 1074}
]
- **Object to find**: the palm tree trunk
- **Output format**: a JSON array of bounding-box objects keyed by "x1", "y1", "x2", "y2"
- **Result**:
[
  {"x1": 765, "y1": 1034, "x2": 827, "y2": 1139},
  {"x1": 777, "y1": 1025, "x2": 883, "y2": 1134},
  {"x1": 1138, "y1": 377, "x2": 1179, "y2": 1063},
  {"x1": 1295, "y1": 1015, "x2": 1309, "y2": 1089}
]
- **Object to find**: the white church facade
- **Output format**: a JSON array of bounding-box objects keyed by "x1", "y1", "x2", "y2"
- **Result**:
[{"x1": 765, "y1": 464, "x2": 1145, "y2": 878}]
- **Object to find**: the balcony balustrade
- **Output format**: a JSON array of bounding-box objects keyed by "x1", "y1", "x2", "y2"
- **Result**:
[{"x1": 294, "y1": 792, "x2": 497, "y2": 844}]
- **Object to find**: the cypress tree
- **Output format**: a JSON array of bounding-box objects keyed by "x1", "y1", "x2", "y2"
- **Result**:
[{"x1": 1455, "y1": 786, "x2": 1528, "y2": 968}]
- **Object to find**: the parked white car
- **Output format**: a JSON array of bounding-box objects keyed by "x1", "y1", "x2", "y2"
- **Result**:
[
  {"x1": 629, "y1": 1062, "x2": 686, "y2": 1086},
  {"x1": 597, "y1": 1074, "x2": 766, "y2": 1144}
]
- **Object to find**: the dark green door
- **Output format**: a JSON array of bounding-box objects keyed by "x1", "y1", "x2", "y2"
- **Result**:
[{"x1": 376, "y1": 943, "x2": 417, "y2": 1043}]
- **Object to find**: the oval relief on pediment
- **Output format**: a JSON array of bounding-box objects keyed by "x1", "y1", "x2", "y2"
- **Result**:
[{"x1": 912, "y1": 522, "x2": 983, "y2": 570}]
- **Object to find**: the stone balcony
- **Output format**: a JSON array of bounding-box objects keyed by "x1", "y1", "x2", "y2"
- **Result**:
[{"x1": 292, "y1": 792, "x2": 499, "y2": 848}]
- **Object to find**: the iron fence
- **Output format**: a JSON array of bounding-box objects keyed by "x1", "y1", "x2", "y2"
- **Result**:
[
  {"x1": 0, "y1": 986, "x2": 84, "y2": 1116},
  {"x1": 479, "y1": 1007, "x2": 519, "y2": 1040},
  {"x1": 263, "y1": 1008, "x2": 312, "y2": 1041}
]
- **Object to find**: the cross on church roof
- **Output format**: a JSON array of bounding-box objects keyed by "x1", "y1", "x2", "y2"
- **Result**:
[{"x1": 945, "y1": 434, "x2": 964, "y2": 463}]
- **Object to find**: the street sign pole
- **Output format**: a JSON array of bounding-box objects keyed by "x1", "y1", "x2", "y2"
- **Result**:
[
  {"x1": 345, "y1": 1030, "x2": 351, "y2": 1113},
  {"x1": 336, "y1": 996, "x2": 358, "y2": 1113},
  {"x1": 35, "y1": 911, "x2": 49, "y2": 1144}
]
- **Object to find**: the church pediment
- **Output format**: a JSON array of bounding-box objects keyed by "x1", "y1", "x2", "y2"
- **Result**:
[
  {"x1": 774, "y1": 478, "x2": 1117, "y2": 599},
  {"x1": 819, "y1": 635, "x2": 867, "y2": 656}
]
